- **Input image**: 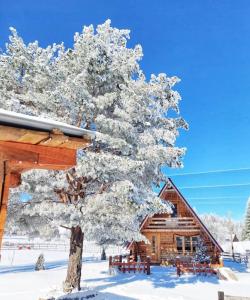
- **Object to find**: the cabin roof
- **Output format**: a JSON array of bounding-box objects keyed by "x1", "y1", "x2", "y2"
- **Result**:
[
  {"x1": 0, "y1": 109, "x2": 95, "y2": 138},
  {"x1": 0, "y1": 109, "x2": 94, "y2": 150}
]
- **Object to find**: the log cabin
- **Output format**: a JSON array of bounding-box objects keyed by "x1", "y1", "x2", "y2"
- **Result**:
[{"x1": 128, "y1": 178, "x2": 223, "y2": 264}]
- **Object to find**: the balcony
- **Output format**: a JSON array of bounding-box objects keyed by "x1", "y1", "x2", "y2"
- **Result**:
[{"x1": 142, "y1": 217, "x2": 200, "y2": 232}]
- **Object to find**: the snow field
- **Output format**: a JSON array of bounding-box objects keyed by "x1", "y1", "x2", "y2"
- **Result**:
[{"x1": 0, "y1": 249, "x2": 250, "y2": 300}]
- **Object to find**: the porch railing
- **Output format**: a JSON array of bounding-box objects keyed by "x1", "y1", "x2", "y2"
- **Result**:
[{"x1": 143, "y1": 217, "x2": 200, "y2": 230}]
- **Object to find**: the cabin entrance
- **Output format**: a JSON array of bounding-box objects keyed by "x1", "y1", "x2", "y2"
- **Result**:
[{"x1": 148, "y1": 233, "x2": 161, "y2": 262}]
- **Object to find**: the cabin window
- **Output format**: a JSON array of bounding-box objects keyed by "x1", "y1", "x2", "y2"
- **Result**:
[
  {"x1": 152, "y1": 236, "x2": 156, "y2": 253},
  {"x1": 171, "y1": 204, "x2": 178, "y2": 217},
  {"x1": 185, "y1": 236, "x2": 191, "y2": 252},
  {"x1": 192, "y1": 236, "x2": 199, "y2": 252},
  {"x1": 176, "y1": 236, "x2": 199, "y2": 254},
  {"x1": 176, "y1": 236, "x2": 183, "y2": 253}
]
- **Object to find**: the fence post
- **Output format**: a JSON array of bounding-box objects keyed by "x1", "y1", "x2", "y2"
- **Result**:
[
  {"x1": 146, "y1": 257, "x2": 151, "y2": 275},
  {"x1": 218, "y1": 291, "x2": 224, "y2": 300},
  {"x1": 108, "y1": 256, "x2": 112, "y2": 275}
]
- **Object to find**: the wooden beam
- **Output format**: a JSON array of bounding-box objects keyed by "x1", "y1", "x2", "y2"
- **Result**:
[
  {"x1": 0, "y1": 144, "x2": 38, "y2": 163},
  {"x1": 0, "y1": 125, "x2": 49, "y2": 144},
  {"x1": 141, "y1": 229, "x2": 200, "y2": 233},
  {"x1": 9, "y1": 172, "x2": 22, "y2": 188},
  {"x1": 0, "y1": 162, "x2": 11, "y2": 250},
  {"x1": 0, "y1": 125, "x2": 91, "y2": 150},
  {"x1": 0, "y1": 141, "x2": 76, "y2": 170}
]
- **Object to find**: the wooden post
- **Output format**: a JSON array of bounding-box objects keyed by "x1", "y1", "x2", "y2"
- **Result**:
[
  {"x1": 0, "y1": 162, "x2": 11, "y2": 253},
  {"x1": 218, "y1": 291, "x2": 224, "y2": 300},
  {"x1": 177, "y1": 264, "x2": 181, "y2": 276},
  {"x1": 146, "y1": 256, "x2": 151, "y2": 275},
  {"x1": 108, "y1": 256, "x2": 112, "y2": 275}
]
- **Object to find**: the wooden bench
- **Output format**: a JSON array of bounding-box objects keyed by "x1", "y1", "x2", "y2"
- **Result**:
[
  {"x1": 109, "y1": 256, "x2": 151, "y2": 275},
  {"x1": 176, "y1": 261, "x2": 217, "y2": 276}
]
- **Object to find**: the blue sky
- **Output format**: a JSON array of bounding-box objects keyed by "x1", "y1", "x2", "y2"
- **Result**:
[{"x1": 1, "y1": 0, "x2": 250, "y2": 220}]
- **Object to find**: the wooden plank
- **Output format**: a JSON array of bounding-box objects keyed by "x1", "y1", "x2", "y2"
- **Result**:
[
  {"x1": 0, "y1": 144, "x2": 39, "y2": 163},
  {"x1": 57, "y1": 136, "x2": 91, "y2": 149},
  {"x1": 0, "y1": 125, "x2": 49, "y2": 144},
  {"x1": 9, "y1": 172, "x2": 21, "y2": 188},
  {"x1": 151, "y1": 217, "x2": 194, "y2": 221},
  {"x1": 142, "y1": 229, "x2": 200, "y2": 232},
  {"x1": 0, "y1": 125, "x2": 91, "y2": 150},
  {"x1": 0, "y1": 141, "x2": 76, "y2": 170},
  {"x1": 0, "y1": 169, "x2": 11, "y2": 250},
  {"x1": 38, "y1": 134, "x2": 69, "y2": 147}
]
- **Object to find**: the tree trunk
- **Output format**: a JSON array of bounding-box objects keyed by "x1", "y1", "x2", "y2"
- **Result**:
[{"x1": 63, "y1": 226, "x2": 84, "y2": 292}]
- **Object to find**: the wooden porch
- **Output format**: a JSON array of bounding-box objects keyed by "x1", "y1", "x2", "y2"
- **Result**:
[{"x1": 142, "y1": 217, "x2": 200, "y2": 232}]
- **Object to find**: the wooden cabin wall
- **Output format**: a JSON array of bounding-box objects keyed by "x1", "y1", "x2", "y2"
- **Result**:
[{"x1": 133, "y1": 231, "x2": 217, "y2": 264}]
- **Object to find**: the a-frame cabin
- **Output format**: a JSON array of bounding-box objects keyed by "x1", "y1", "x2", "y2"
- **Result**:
[{"x1": 129, "y1": 178, "x2": 223, "y2": 264}]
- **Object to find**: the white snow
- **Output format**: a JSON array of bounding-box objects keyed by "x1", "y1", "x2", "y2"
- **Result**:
[
  {"x1": 0, "y1": 248, "x2": 250, "y2": 300},
  {"x1": 222, "y1": 241, "x2": 250, "y2": 254}
]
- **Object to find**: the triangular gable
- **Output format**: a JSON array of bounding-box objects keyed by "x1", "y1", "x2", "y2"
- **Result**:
[
  {"x1": 166, "y1": 178, "x2": 223, "y2": 252},
  {"x1": 128, "y1": 178, "x2": 223, "y2": 252}
]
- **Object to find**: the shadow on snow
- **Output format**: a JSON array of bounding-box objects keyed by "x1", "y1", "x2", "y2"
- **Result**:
[
  {"x1": 83, "y1": 265, "x2": 220, "y2": 292},
  {"x1": 0, "y1": 259, "x2": 68, "y2": 274}
]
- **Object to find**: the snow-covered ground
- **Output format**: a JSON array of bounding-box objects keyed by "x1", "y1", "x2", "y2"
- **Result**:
[
  {"x1": 1, "y1": 249, "x2": 250, "y2": 300},
  {"x1": 222, "y1": 240, "x2": 250, "y2": 254}
]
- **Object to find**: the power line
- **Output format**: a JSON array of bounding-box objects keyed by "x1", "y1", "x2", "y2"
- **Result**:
[
  {"x1": 169, "y1": 167, "x2": 250, "y2": 177},
  {"x1": 179, "y1": 182, "x2": 250, "y2": 190},
  {"x1": 189, "y1": 199, "x2": 244, "y2": 203},
  {"x1": 193, "y1": 201, "x2": 242, "y2": 205},
  {"x1": 188, "y1": 196, "x2": 245, "y2": 200}
]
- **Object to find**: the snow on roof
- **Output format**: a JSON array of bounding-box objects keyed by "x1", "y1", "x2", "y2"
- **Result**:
[{"x1": 0, "y1": 109, "x2": 95, "y2": 138}]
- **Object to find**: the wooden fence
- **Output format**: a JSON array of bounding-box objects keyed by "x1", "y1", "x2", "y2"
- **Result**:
[
  {"x1": 176, "y1": 261, "x2": 217, "y2": 276},
  {"x1": 2, "y1": 241, "x2": 125, "y2": 255},
  {"x1": 2, "y1": 242, "x2": 68, "y2": 251},
  {"x1": 218, "y1": 291, "x2": 250, "y2": 300},
  {"x1": 222, "y1": 252, "x2": 249, "y2": 263},
  {"x1": 109, "y1": 255, "x2": 151, "y2": 275}
]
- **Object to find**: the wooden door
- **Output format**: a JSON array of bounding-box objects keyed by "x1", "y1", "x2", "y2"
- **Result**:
[{"x1": 148, "y1": 233, "x2": 161, "y2": 262}]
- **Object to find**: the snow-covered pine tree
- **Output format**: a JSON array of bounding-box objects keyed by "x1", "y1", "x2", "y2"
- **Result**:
[
  {"x1": 3, "y1": 20, "x2": 187, "y2": 291},
  {"x1": 194, "y1": 237, "x2": 210, "y2": 264},
  {"x1": 242, "y1": 198, "x2": 250, "y2": 240}
]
